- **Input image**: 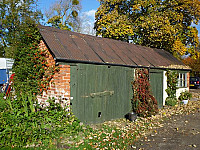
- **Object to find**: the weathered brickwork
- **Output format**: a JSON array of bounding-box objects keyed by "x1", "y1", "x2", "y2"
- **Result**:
[{"x1": 37, "y1": 40, "x2": 70, "y2": 107}]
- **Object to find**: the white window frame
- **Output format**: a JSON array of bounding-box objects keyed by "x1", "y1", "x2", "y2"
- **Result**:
[{"x1": 177, "y1": 72, "x2": 187, "y2": 88}]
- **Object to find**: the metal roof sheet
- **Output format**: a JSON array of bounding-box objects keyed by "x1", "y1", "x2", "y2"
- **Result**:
[{"x1": 38, "y1": 25, "x2": 189, "y2": 70}]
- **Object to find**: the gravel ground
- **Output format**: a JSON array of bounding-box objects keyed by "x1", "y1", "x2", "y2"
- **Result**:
[
  {"x1": 135, "y1": 112, "x2": 200, "y2": 150},
  {"x1": 135, "y1": 89, "x2": 200, "y2": 150}
]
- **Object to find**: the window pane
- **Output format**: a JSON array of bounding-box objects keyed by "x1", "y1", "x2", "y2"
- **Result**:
[{"x1": 183, "y1": 74, "x2": 186, "y2": 87}]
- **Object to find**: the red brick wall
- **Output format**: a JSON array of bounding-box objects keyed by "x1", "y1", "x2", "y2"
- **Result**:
[
  {"x1": 187, "y1": 72, "x2": 190, "y2": 88},
  {"x1": 37, "y1": 40, "x2": 71, "y2": 107}
]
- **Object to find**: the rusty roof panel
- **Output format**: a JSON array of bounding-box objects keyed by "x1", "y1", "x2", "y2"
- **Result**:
[
  {"x1": 68, "y1": 33, "x2": 103, "y2": 63},
  {"x1": 113, "y1": 41, "x2": 140, "y2": 66},
  {"x1": 125, "y1": 43, "x2": 153, "y2": 67},
  {"x1": 104, "y1": 39, "x2": 137, "y2": 66},
  {"x1": 41, "y1": 31, "x2": 64, "y2": 57},
  {"x1": 96, "y1": 38, "x2": 126, "y2": 64},
  {"x1": 83, "y1": 36, "x2": 111, "y2": 63},
  {"x1": 38, "y1": 25, "x2": 188, "y2": 69},
  {"x1": 54, "y1": 31, "x2": 84, "y2": 60}
]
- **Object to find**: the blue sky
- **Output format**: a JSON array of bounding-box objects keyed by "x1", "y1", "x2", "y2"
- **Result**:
[
  {"x1": 37, "y1": 0, "x2": 100, "y2": 19},
  {"x1": 37, "y1": 0, "x2": 200, "y2": 36}
]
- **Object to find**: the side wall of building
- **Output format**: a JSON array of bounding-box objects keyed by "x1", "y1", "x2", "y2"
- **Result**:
[
  {"x1": 163, "y1": 71, "x2": 190, "y2": 105},
  {"x1": 176, "y1": 72, "x2": 190, "y2": 98},
  {"x1": 37, "y1": 40, "x2": 71, "y2": 107}
]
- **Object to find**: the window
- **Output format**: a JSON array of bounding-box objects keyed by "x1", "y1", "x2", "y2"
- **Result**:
[{"x1": 177, "y1": 73, "x2": 187, "y2": 87}]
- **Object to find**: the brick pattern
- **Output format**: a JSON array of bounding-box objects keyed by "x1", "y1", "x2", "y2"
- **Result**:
[{"x1": 37, "y1": 40, "x2": 70, "y2": 107}]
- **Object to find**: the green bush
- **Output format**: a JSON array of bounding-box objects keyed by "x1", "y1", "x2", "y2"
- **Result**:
[
  {"x1": 165, "y1": 97, "x2": 177, "y2": 106},
  {"x1": 0, "y1": 93, "x2": 6, "y2": 111},
  {"x1": 0, "y1": 93, "x2": 83, "y2": 148},
  {"x1": 178, "y1": 91, "x2": 192, "y2": 100}
]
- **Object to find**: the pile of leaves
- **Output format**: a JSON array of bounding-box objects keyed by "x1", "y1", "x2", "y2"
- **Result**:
[
  {"x1": 0, "y1": 93, "x2": 83, "y2": 148},
  {"x1": 131, "y1": 69, "x2": 158, "y2": 117}
]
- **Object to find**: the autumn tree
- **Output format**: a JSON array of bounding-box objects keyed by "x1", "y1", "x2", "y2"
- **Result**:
[
  {"x1": 46, "y1": 0, "x2": 81, "y2": 31},
  {"x1": 95, "y1": 0, "x2": 200, "y2": 59},
  {"x1": 183, "y1": 57, "x2": 200, "y2": 77}
]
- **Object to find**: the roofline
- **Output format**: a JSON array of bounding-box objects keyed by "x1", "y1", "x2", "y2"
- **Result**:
[{"x1": 55, "y1": 57, "x2": 192, "y2": 71}]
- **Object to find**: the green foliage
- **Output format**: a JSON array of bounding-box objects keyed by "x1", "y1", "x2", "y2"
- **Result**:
[
  {"x1": 11, "y1": 24, "x2": 59, "y2": 95},
  {"x1": 95, "y1": 0, "x2": 200, "y2": 59},
  {"x1": 0, "y1": 0, "x2": 42, "y2": 57},
  {"x1": 0, "y1": 45, "x2": 4, "y2": 57},
  {"x1": 131, "y1": 69, "x2": 158, "y2": 117},
  {"x1": 46, "y1": 0, "x2": 81, "y2": 31},
  {"x1": 0, "y1": 93, "x2": 83, "y2": 148},
  {"x1": 165, "y1": 97, "x2": 177, "y2": 106},
  {"x1": 178, "y1": 91, "x2": 192, "y2": 100},
  {"x1": 165, "y1": 70, "x2": 178, "y2": 98},
  {"x1": 0, "y1": 93, "x2": 6, "y2": 111},
  {"x1": 0, "y1": 0, "x2": 53, "y2": 95},
  {"x1": 165, "y1": 70, "x2": 178, "y2": 106}
]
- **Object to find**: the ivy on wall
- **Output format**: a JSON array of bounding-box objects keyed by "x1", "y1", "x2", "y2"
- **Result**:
[
  {"x1": 12, "y1": 24, "x2": 59, "y2": 96},
  {"x1": 131, "y1": 68, "x2": 158, "y2": 117},
  {"x1": 165, "y1": 70, "x2": 178, "y2": 106}
]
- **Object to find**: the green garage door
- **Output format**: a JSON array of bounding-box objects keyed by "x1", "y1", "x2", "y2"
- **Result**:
[
  {"x1": 70, "y1": 64, "x2": 134, "y2": 124},
  {"x1": 150, "y1": 69, "x2": 163, "y2": 108}
]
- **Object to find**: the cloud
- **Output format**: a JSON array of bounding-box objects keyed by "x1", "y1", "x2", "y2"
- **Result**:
[
  {"x1": 79, "y1": 10, "x2": 97, "y2": 35},
  {"x1": 82, "y1": 9, "x2": 96, "y2": 20}
]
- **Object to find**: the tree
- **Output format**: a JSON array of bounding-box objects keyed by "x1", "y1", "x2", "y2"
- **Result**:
[
  {"x1": 0, "y1": 45, "x2": 4, "y2": 57},
  {"x1": 183, "y1": 57, "x2": 200, "y2": 77},
  {"x1": 95, "y1": 0, "x2": 200, "y2": 59},
  {"x1": 0, "y1": 0, "x2": 42, "y2": 58},
  {"x1": 45, "y1": 0, "x2": 81, "y2": 31},
  {"x1": 0, "y1": 0, "x2": 52, "y2": 95}
]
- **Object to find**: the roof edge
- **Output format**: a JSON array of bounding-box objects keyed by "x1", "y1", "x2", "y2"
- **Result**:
[{"x1": 56, "y1": 57, "x2": 192, "y2": 71}]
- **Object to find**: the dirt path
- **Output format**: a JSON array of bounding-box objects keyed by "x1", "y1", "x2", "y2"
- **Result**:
[{"x1": 135, "y1": 89, "x2": 200, "y2": 150}]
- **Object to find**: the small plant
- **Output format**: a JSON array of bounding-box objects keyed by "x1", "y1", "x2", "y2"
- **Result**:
[
  {"x1": 165, "y1": 97, "x2": 177, "y2": 106},
  {"x1": 178, "y1": 91, "x2": 192, "y2": 100}
]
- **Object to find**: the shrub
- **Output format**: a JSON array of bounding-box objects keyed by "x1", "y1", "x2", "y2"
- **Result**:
[
  {"x1": 165, "y1": 70, "x2": 178, "y2": 99},
  {"x1": 0, "y1": 93, "x2": 83, "y2": 148},
  {"x1": 131, "y1": 68, "x2": 158, "y2": 117},
  {"x1": 165, "y1": 97, "x2": 177, "y2": 106},
  {"x1": 178, "y1": 91, "x2": 192, "y2": 100},
  {"x1": 165, "y1": 70, "x2": 178, "y2": 106}
]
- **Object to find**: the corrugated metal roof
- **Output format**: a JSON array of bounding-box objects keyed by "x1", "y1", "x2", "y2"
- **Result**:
[{"x1": 38, "y1": 25, "x2": 189, "y2": 70}]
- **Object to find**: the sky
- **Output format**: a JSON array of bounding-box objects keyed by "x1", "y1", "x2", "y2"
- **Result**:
[
  {"x1": 37, "y1": 0, "x2": 100, "y2": 34},
  {"x1": 37, "y1": 0, "x2": 100, "y2": 13},
  {"x1": 37, "y1": 0, "x2": 200, "y2": 36},
  {"x1": 37, "y1": 0, "x2": 100, "y2": 22}
]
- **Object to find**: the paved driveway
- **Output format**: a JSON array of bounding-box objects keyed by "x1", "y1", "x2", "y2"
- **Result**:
[
  {"x1": 135, "y1": 112, "x2": 200, "y2": 150},
  {"x1": 135, "y1": 89, "x2": 200, "y2": 150}
]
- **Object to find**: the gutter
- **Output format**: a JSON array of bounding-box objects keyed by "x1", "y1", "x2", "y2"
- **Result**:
[{"x1": 55, "y1": 57, "x2": 192, "y2": 71}]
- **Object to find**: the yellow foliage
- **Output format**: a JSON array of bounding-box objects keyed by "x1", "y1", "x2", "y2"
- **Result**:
[
  {"x1": 95, "y1": 0, "x2": 200, "y2": 59},
  {"x1": 172, "y1": 39, "x2": 187, "y2": 56}
]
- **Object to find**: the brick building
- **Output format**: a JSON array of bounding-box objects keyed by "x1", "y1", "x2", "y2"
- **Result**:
[{"x1": 37, "y1": 25, "x2": 190, "y2": 124}]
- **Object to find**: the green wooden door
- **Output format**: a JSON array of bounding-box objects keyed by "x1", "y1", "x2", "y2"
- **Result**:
[
  {"x1": 150, "y1": 69, "x2": 163, "y2": 108},
  {"x1": 70, "y1": 64, "x2": 133, "y2": 124}
]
